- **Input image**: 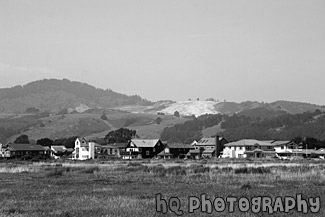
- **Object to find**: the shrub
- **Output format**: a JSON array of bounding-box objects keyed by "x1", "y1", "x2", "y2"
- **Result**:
[
  {"x1": 234, "y1": 167, "x2": 248, "y2": 174},
  {"x1": 188, "y1": 164, "x2": 209, "y2": 174},
  {"x1": 234, "y1": 167, "x2": 271, "y2": 174},
  {"x1": 45, "y1": 168, "x2": 65, "y2": 177},
  {"x1": 149, "y1": 165, "x2": 166, "y2": 177},
  {"x1": 125, "y1": 165, "x2": 149, "y2": 173},
  {"x1": 165, "y1": 166, "x2": 186, "y2": 176},
  {"x1": 127, "y1": 162, "x2": 142, "y2": 167},
  {"x1": 221, "y1": 167, "x2": 233, "y2": 173},
  {"x1": 79, "y1": 166, "x2": 100, "y2": 174}
]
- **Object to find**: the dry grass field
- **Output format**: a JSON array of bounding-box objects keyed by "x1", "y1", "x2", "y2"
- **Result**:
[{"x1": 0, "y1": 159, "x2": 324, "y2": 217}]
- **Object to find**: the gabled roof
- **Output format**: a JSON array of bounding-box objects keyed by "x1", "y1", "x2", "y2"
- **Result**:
[
  {"x1": 167, "y1": 143, "x2": 194, "y2": 149},
  {"x1": 51, "y1": 146, "x2": 67, "y2": 153},
  {"x1": 157, "y1": 150, "x2": 172, "y2": 156},
  {"x1": 271, "y1": 141, "x2": 294, "y2": 146},
  {"x1": 225, "y1": 139, "x2": 274, "y2": 147},
  {"x1": 196, "y1": 137, "x2": 226, "y2": 146},
  {"x1": 7, "y1": 143, "x2": 46, "y2": 151},
  {"x1": 76, "y1": 137, "x2": 89, "y2": 147},
  {"x1": 131, "y1": 139, "x2": 161, "y2": 148}
]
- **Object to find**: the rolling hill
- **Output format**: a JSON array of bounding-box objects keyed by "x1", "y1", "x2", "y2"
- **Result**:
[
  {"x1": 0, "y1": 78, "x2": 152, "y2": 114},
  {"x1": 1, "y1": 78, "x2": 325, "y2": 143}
]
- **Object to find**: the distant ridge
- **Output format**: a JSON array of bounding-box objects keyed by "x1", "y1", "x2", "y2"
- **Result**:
[
  {"x1": 0, "y1": 79, "x2": 152, "y2": 113},
  {"x1": 118, "y1": 100, "x2": 325, "y2": 116}
]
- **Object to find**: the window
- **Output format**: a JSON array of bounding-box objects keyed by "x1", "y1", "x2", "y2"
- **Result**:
[
  {"x1": 246, "y1": 146, "x2": 251, "y2": 150},
  {"x1": 138, "y1": 148, "x2": 142, "y2": 152},
  {"x1": 267, "y1": 146, "x2": 272, "y2": 150},
  {"x1": 146, "y1": 150, "x2": 150, "y2": 155}
]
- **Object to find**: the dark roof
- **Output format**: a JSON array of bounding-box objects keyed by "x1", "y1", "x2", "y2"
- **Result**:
[
  {"x1": 271, "y1": 141, "x2": 296, "y2": 146},
  {"x1": 167, "y1": 143, "x2": 194, "y2": 149},
  {"x1": 196, "y1": 137, "x2": 226, "y2": 146},
  {"x1": 8, "y1": 143, "x2": 46, "y2": 151}
]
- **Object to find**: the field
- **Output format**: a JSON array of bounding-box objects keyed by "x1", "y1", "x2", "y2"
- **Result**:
[{"x1": 0, "y1": 159, "x2": 325, "y2": 217}]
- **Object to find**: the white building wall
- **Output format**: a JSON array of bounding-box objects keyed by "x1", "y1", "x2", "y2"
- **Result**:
[{"x1": 222, "y1": 146, "x2": 247, "y2": 158}]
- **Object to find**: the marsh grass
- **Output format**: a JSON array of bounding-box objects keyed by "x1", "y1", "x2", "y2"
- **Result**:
[{"x1": 1, "y1": 160, "x2": 325, "y2": 216}]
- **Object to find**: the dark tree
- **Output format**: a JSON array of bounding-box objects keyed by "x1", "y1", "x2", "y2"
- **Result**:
[
  {"x1": 156, "y1": 117, "x2": 162, "y2": 124},
  {"x1": 37, "y1": 138, "x2": 53, "y2": 147},
  {"x1": 53, "y1": 136, "x2": 78, "y2": 149},
  {"x1": 100, "y1": 112, "x2": 108, "y2": 120},
  {"x1": 57, "y1": 108, "x2": 68, "y2": 115},
  {"x1": 174, "y1": 111, "x2": 180, "y2": 118},
  {"x1": 14, "y1": 134, "x2": 30, "y2": 144},
  {"x1": 25, "y1": 107, "x2": 40, "y2": 113},
  {"x1": 104, "y1": 128, "x2": 136, "y2": 143}
]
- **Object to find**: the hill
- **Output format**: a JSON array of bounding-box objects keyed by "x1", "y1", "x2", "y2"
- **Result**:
[
  {"x1": 0, "y1": 79, "x2": 152, "y2": 114},
  {"x1": 1, "y1": 110, "x2": 189, "y2": 143},
  {"x1": 118, "y1": 100, "x2": 325, "y2": 117},
  {"x1": 161, "y1": 109, "x2": 325, "y2": 144}
]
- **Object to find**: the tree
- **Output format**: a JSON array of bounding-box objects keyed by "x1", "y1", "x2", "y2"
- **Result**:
[
  {"x1": 100, "y1": 111, "x2": 108, "y2": 120},
  {"x1": 37, "y1": 138, "x2": 53, "y2": 147},
  {"x1": 104, "y1": 128, "x2": 136, "y2": 143},
  {"x1": 156, "y1": 117, "x2": 162, "y2": 124},
  {"x1": 14, "y1": 134, "x2": 30, "y2": 144},
  {"x1": 174, "y1": 111, "x2": 180, "y2": 118}
]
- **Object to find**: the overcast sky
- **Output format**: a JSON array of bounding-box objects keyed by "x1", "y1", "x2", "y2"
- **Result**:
[{"x1": 0, "y1": 0, "x2": 324, "y2": 104}]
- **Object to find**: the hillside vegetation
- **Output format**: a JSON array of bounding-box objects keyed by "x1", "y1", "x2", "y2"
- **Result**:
[
  {"x1": 0, "y1": 110, "x2": 189, "y2": 143},
  {"x1": 161, "y1": 109, "x2": 325, "y2": 147},
  {"x1": 0, "y1": 79, "x2": 152, "y2": 113}
]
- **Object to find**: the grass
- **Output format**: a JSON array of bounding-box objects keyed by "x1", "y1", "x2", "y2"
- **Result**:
[{"x1": 0, "y1": 160, "x2": 324, "y2": 216}]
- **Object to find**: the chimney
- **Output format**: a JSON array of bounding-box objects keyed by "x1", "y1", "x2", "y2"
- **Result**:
[{"x1": 215, "y1": 135, "x2": 219, "y2": 158}]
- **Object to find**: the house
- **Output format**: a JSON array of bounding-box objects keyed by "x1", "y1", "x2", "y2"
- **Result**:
[
  {"x1": 202, "y1": 149, "x2": 216, "y2": 158},
  {"x1": 272, "y1": 141, "x2": 299, "y2": 158},
  {"x1": 193, "y1": 136, "x2": 228, "y2": 158},
  {"x1": 51, "y1": 146, "x2": 74, "y2": 159},
  {"x1": 187, "y1": 149, "x2": 202, "y2": 160},
  {"x1": 95, "y1": 144, "x2": 119, "y2": 159},
  {"x1": 124, "y1": 139, "x2": 165, "y2": 159},
  {"x1": 112, "y1": 143, "x2": 129, "y2": 158},
  {"x1": 72, "y1": 138, "x2": 96, "y2": 160},
  {"x1": 1, "y1": 143, "x2": 50, "y2": 159},
  {"x1": 157, "y1": 143, "x2": 194, "y2": 159},
  {"x1": 222, "y1": 139, "x2": 276, "y2": 158}
]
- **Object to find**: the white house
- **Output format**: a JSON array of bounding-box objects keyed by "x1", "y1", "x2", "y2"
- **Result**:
[
  {"x1": 222, "y1": 139, "x2": 276, "y2": 158},
  {"x1": 72, "y1": 138, "x2": 95, "y2": 160},
  {"x1": 272, "y1": 141, "x2": 299, "y2": 157}
]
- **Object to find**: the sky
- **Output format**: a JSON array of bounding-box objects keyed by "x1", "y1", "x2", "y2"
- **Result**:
[{"x1": 0, "y1": 0, "x2": 325, "y2": 104}]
